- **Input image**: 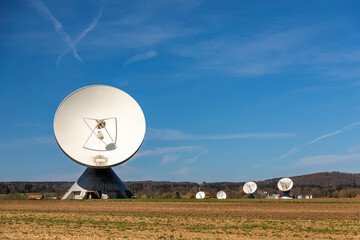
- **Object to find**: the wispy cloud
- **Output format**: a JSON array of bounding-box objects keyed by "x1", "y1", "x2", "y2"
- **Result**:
[
  {"x1": 275, "y1": 121, "x2": 360, "y2": 160},
  {"x1": 173, "y1": 167, "x2": 193, "y2": 177},
  {"x1": 147, "y1": 129, "x2": 193, "y2": 140},
  {"x1": 104, "y1": 0, "x2": 203, "y2": 26},
  {"x1": 169, "y1": 21, "x2": 360, "y2": 80},
  {"x1": 186, "y1": 149, "x2": 208, "y2": 163},
  {"x1": 348, "y1": 145, "x2": 360, "y2": 153},
  {"x1": 171, "y1": 26, "x2": 320, "y2": 76},
  {"x1": 0, "y1": 136, "x2": 55, "y2": 148},
  {"x1": 134, "y1": 145, "x2": 208, "y2": 165},
  {"x1": 306, "y1": 122, "x2": 360, "y2": 145},
  {"x1": 15, "y1": 123, "x2": 50, "y2": 129},
  {"x1": 29, "y1": 0, "x2": 83, "y2": 63},
  {"x1": 162, "y1": 154, "x2": 180, "y2": 164},
  {"x1": 147, "y1": 128, "x2": 294, "y2": 140},
  {"x1": 88, "y1": 26, "x2": 182, "y2": 49},
  {"x1": 24, "y1": 172, "x2": 83, "y2": 181},
  {"x1": 57, "y1": 5, "x2": 104, "y2": 66},
  {"x1": 124, "y1": 50, "x2": 158, "y2": 65},
  {"x1": 135, "y1": 145, "x2": 204, "y2": 158},
  {"x1": 274, "y1": 147, "x2": 301, "y2": 161},
  {"x1": 294, "y1": 153, "x2": 360, "y2": 166}
]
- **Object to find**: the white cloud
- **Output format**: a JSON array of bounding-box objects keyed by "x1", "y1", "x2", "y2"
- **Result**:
[
  {"x1": 104, "y1": 0, "x2": 203, "y2": 26},
  {"x1": 25, "y1": 172, "x2": 82, "y2": 181},
  {"x1": 88, "y1": 26, "x2": 182, "y2": 49},
  {"x1": 134, "y1": 145, "x2": 208, "y2": 165},
  {"x1": 173, "y1": 167, "x2": 192, "y2": 177},
  {"x1": 124, "y1": 50, "x2": 158, "y2": 65},
  {"x1": 205, "y1": 133, "x2": 295, "y2": 139},
  {"x1": 147, "y1": 128, "x2": 294, "y2": 140},
  {"x1": 0, "y1": 136, "x2": 55, "y2": 148},
  {"x1": 15, "y1": 123, "x2": 49, "y2": 129},
  {"x1": 294, "y1": 153, "x2": 360, "y2": 166},
  {"x1": 162, "y1": 154, "x2": 180, "y2": 164},
  {"x1": 135, "y1": 145, "x2": 204, "y2": 158},
  {"x1": 147, "y1": 128, "x2": 193, "y2": 140},
  {"x1": 348, "y1": 145, "x2": 360, "y2": 153},
  {"x1": 171, "y1": 26, "x2": 320, "y2": 76}
]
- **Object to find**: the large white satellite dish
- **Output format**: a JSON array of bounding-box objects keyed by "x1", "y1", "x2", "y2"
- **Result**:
[
  {"x1": 216, "y1": 191, "x2": 227, "y2": 199},
  {"x1": 55, "y1": 85, "x2": 146, "y2": 200},
  {"x1": 243, "y1": 181, "x2": 257, "y2": 194},
  {"x1": 277, "y1": 178, "x2": 293, "y2": 192},
  {"x1": 54, "y1": 85, "x2": 146, "y2": 168},
  {"x1": 196, "y1": 191, "x2": 205, "y2": 199}
]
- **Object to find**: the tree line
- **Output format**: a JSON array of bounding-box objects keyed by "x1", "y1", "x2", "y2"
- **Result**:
[{"x1": 1, "y1": 172, "x2": 360, "y2": 199}]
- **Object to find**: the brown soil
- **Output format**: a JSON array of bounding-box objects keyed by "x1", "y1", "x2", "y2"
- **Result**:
[{"x1": 1, "y1": 199, "x2": 360, "y2": 239}]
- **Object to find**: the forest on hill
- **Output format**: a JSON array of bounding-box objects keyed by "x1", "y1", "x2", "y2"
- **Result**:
[{"x1": 1, "y1": 171, "x2": 360, "y2": 199}]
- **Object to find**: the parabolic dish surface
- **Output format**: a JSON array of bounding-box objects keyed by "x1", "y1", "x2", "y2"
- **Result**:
[
  {"x1": 277, "y1": 178, "x2": 293, "y2": 191},
  {"x1": 54, "y1": 85, "x2": 146, "y2": 168},
  {"x1": 243, "y1": 181, "x2": 257, "y2": 194},
  {"x1": 216, "y1": 191, "x2": 227, "y2": 199},
  {"x1": 195, "y1": 191, "x2": 205, "y2": 199}
]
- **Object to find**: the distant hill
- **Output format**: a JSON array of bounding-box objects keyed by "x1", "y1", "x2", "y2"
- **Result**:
[
  {"x1": 257, "y1": 171, "x2": 360, "y2": 188},
  {"x1": 124, "y1": 171, "x2": 360, "y2": 188},
  {"x1": 2, "y1": 171, "x2": 360, "y2": 189},
  {"x1": 1, "y1": 171, "x2": 359, "y2": 198}
]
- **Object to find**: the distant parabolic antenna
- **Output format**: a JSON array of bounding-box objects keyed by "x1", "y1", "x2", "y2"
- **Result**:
[
  {"x1": 277, "y1": 177, "x2": 293, "y2": 199},
  {"x1": 243, "y1": 181, "x2": 257, "y2": 199},
  {"x1": 277, "y1": 178, "x2": 293, "y2": 192},
  {"x1": 196, "y1": 191, "x2": 205, "y2": 199},
  {"x1": 216, "y1": 191, "x2": 227, "y2": 200},
  {"x1": 54, "y1": 85, "x2": 146, "y2": 199}
]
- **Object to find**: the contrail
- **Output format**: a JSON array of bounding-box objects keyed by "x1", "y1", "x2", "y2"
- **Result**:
[
  {"x1": 275, "y1": 121, "x2": 360, "y2": 161},
  {"x1": 57, "y1": 5, "x2": 104, "y2": 66},
  {"x1": 29, "y1": 0, "x2": 83, "y2": 64},
  {"x1": 306, "y1": 121, "x2": 360, "y2": 145}
]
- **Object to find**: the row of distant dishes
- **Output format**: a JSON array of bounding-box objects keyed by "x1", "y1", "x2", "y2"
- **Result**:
[
  {"x1": 195, "y1": 178, "x2": 294, "y2": 199},
  {"x1": 195, "y1": 190, "x2": 227, "y2": 199}
]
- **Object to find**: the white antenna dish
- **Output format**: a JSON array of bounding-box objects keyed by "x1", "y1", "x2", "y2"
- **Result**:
[
  {"x1": 54, "y1": 85, "x2": 146, "y2": 168},
  {"x1": 196, "y1": 191, "x2": 205, "y2": 199},
  {"x1": 277, "y1": 178, "x2": 293, "y2": 192},
  {"x1": 216, "y1": 191, "x2": 227, "y2": 199},
  {"x1": 243, "y1": 181, "x2": 257, "y2": 194}
]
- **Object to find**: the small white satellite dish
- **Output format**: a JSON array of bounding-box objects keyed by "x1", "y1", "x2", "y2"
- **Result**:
[
  {"x1": 243, "y1": 181, "x2": 257, "y2": 194},
  {"x1": 196, "y1": 191, "x2": 205, "y2": 199},
  {"x1": 277, "y1": 178, "x2": 293, "y2": 192},
  {"x1": 216, "y1": 191, "x2": 227, "y2": 199},
  {"x1": 54, "y1": 85, "x2": 146, "y2": 168}
]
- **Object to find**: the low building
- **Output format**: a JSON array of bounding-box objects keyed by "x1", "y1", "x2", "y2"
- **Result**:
[
  {"x1": 46, "y1": 197, "x2": 57, "y2": 200},
  {"x1": 266, "y1": 194, "x2": 280, "y2": 199},
  {"x1": 181, "y1": 195, "x2": 192, "y2": 199},
  {"x1": 27, "y1": 195, "x2": 43, "y2": 200}
]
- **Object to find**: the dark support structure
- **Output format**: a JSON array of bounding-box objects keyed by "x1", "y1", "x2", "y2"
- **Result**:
[
  {"x1": 247, "y1": 193, "x2": 255, "y2": 199},
  {"x1": 62, "y1": 167, "x2": 135, "y2": 199}
]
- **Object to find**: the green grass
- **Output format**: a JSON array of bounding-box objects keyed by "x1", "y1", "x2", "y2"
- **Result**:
[{"x1": 2, "y1": 210, "x2": 359, "y2": 239}]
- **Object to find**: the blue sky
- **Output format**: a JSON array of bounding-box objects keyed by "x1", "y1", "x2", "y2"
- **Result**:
[{"x1": 1, "y1": 0, "x2": 360, "y2": 182}]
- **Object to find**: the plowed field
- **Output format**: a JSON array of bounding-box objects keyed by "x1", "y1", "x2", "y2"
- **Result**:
[{"x1": 1, "y1": 199, "x2": 360, "y2": 239}]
